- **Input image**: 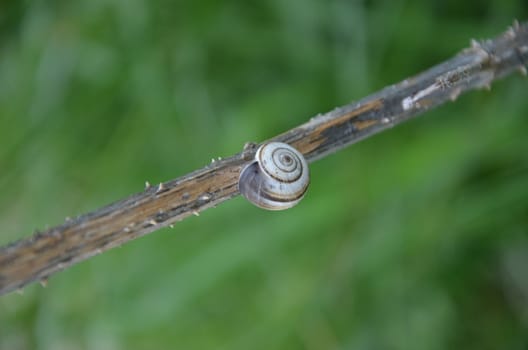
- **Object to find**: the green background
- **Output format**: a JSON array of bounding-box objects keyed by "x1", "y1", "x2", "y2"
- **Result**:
[{"x1": 1, "y1": 1, "x2": 528, "y2": 349}]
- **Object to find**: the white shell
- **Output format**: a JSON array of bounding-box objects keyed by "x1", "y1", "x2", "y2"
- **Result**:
[{"x1": 238, "y1": 142, "x2": 309, "y2": 210}]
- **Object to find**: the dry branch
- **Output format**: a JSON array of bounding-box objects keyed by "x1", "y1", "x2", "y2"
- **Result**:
[{"x1": 1, "y1": 21, "x2": 527, "y2": 295}]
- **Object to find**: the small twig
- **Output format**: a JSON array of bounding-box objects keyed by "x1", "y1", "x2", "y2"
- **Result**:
[{"x1": 1, "y1": 21, "x2": 527, "y2": 295}]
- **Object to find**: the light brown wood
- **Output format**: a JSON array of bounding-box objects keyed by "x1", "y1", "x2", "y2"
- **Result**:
[{"x1": 1, "y1": 21, "x2": 527, "y2": 295}]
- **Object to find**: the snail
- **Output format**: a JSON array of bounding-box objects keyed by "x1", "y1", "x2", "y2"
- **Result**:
[{"x1": 238, "y1": 142, "x2": 310, "y2": 210}]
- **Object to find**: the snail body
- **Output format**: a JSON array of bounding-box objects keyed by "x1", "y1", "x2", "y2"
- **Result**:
[{"x1": 238, "y1": 142, "x2": 309, "y2": 210}]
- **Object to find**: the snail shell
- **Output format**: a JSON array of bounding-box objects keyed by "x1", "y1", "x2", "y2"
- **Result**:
[{"x1": 238, "y1": 142, "x2": 309, "y2": 210}]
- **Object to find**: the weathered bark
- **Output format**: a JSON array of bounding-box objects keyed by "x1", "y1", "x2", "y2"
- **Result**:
[{"x1": 1, "y1": 21, "x2": 527, "y2": 295}]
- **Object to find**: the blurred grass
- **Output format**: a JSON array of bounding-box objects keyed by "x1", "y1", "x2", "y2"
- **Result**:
[{"x1": 1, "y1": 0, "x2": 528, "y2": 349}]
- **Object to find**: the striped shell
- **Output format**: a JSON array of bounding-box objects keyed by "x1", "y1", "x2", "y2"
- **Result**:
[{"x1": 238, "y1": 142, "x2": 309, "y2": 210}]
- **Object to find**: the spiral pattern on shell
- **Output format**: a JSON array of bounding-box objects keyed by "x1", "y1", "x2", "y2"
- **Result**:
[{"x1": 238, "y1": 142, "x2": 310, "y2": 210}]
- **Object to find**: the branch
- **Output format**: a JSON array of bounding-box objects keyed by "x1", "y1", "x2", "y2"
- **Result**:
[{"x1": 1, "y1": 21, "x2": 527, "y2": 295}]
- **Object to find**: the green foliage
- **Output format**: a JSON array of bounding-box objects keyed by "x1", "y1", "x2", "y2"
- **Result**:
[{"x1": 1, "y1": 1, "x2": 527, "y2": 349}]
